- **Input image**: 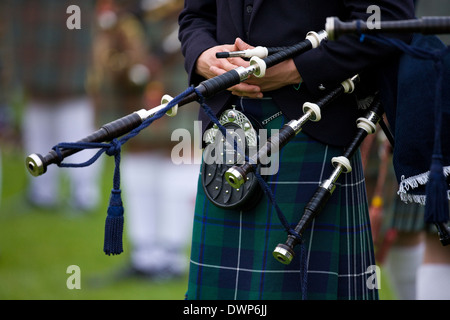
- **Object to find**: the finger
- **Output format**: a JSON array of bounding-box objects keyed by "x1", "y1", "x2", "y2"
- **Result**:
[
  {"x1": 210, "y1": 66, "x2": 263, "y2": 98},
  {"x1": 232, "y1": 90, "x2": 264, "y2": 99},
  {"x1": 231, "y1": 83, "x2": 263, "y2": 99},
  {"x1": 210, "y1": 65, "x2": 227, "y2": 76},
  {"x1": 213, "y1": 57, "x2": 241, "y2": 72},
  {"x1": 210, "y1": 61, "x2": 246, "y2": 76}
]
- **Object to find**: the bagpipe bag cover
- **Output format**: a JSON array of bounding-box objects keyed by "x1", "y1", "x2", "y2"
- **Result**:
[{"x1": 391, "y1": 33, "x2": 450, "y2": 204}]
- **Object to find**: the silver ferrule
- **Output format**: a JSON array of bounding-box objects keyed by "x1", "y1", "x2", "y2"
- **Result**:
[
  {"x1": 226, "y1": 51, "x2": 247, "y2": 58},
  {"x1": 225, "y1": 167, "x2": 245, "y2": 189},
  {"x1": 319, "y1": 178, "x2": 337, "y2": 194},
  {"x1": 235, "y1": 65, "x2": 259, "y2": 82},
  {"x1": 286, "y1": 110, "x2": 313, "y2": 133},
  {"x1": 26, "y1": 153, "x2": 45, "y2": 177},
  {"x1": 272, "y1": 246, "x2": 294, "y2": 265},
  {"x1": 320, "y1": 167, "x2": 342, "y2": 193},
  {"x1": 366, "y1": 111, "x2": 380, "y2": 126}
]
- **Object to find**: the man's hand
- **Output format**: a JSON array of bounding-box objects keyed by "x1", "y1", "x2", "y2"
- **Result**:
[
  {"x1": 195, "y1": 38, "x2": 302, "y2": 99},
  {"x1": 195, "y1": 38, "x2": 263, "y2": 98}
]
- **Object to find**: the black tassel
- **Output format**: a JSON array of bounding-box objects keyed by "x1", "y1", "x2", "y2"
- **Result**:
[
  {"x1": 425, "y1": 55, "x2": 449, "y2": 225},
  {"x1": 103, "y1": 189, "x2": 124, "y2": 255}
]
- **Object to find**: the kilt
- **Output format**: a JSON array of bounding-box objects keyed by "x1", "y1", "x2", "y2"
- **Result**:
[
  {"x1": 186, "y1": 97, "x2": 378, "y2": 300},
  {"x1": 388, "y1": 197, "x2": 425, "y2": 233}
]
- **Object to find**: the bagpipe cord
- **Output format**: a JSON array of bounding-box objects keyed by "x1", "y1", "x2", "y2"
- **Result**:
[
  {"x1": 52, "y1": 86, "x2": 197, "y2": 255},
  {"x1": 51, "y1": 84, "x2": 308, "y2": 298}
]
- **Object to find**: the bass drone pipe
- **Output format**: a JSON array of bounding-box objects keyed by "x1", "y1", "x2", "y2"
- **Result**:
[
  {"x1": 325, "y1": 16, "x2": 450, "y2": 41},
  {"x1": 225, "y1": 75, "x2": 359, "y2": 190},
  {"x1": 26, "y1": 30, "x2": 328, "y2": 177},
  {"x1": 273, "y1": 95, "x2": 383, "y2": 265}
]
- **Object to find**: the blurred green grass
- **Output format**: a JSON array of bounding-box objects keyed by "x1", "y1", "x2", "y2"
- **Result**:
[
  {"x1": 0, "y1": 144, "x2": 188, "y2": 300},
  {"x1": 0, "y1": 144, "x2": 396, "y2": 300}
]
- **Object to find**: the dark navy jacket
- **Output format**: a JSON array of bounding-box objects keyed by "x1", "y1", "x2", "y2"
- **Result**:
[{"x1": 178, "y1": 0, "x2": 415, "y2": 147}]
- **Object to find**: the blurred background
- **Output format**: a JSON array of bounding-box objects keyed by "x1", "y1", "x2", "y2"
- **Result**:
[
  {"x1": 0, "y1": 0, "x2": 200, "y2": 300},
  {"x1": 0, "y1": 0, "x2": 448, "y2": 300}
]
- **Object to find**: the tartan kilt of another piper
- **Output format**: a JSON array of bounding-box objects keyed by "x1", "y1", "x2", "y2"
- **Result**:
[
  {"x1": 389, "y1": 197, "x2": 425, "y2": 232},
  {"x1": 186, "y1": 97, "x2": 378, "y2": 300}
]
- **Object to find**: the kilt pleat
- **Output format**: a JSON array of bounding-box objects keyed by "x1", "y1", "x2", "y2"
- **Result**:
[{"x1": 186, "y1": 98, "x2": 378, "y2": 300}]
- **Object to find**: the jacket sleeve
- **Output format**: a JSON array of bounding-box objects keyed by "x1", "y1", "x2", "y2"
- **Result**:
[
  {"x1": 295, "y1": 0, "x2": 415, "y2": 95},
  {"x1": 178, "y1": 0, "x2": 219, "y2": 86}
]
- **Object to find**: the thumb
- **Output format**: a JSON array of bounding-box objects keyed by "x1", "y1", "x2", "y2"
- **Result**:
[{"x1": 234, "y1": 37, "x2": 253, "y2": 50}]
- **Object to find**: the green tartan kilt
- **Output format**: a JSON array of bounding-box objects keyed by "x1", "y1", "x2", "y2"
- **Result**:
[
  {"x1": 186, "y1": 98, "x2": 378, "y2": 300},
  {"x1": 389, "y1": 197, "x2": 425, "y2": 232}
]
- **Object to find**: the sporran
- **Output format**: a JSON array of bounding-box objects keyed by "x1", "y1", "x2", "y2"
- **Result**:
[{"x1": 201, "y1": 107, "x2": 265, "y2": 211}]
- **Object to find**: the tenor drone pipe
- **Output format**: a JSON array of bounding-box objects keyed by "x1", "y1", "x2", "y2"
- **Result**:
[
  {"x1": 326, "y1": 16, "x2": 450, "y2": 41},
  {"x1": 225, "y1": 75, "x2": 359, "y2": 190},
  {"x1": 25, "y1": 30, "x2": 328, "y2": 177},
  {"x1": 273, "y1": 95, "x2": 383, "y2": 265},
  {"x1": 25, "y1": 92, "x2": 197, "y2": 177}
]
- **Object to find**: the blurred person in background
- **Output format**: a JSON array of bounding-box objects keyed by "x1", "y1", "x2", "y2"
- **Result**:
[
  {"x1": 8, "y1": 0, "x2": 102, "y2": 212},
  {"x1": 0, "y1": 1, "x2": 19, "y2": 208},
  {"x1": 89, "y1": 0, "x2": 198, "y2": 280},
  {"x1": 405, "y1": 0, "x2": 450, "y2": 300},
  {"x1": 368, "y1": 0, "x2": 450, "y2": 300},
  {"x1": 363, "y1": 131, "x2": 426, "y2": 300},
  {"x1": 0, "y1": 12, "x2": 6, "y2": 208}
]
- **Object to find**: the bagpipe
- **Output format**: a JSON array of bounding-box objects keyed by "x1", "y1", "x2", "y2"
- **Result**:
[
  {"x1": 325, "y1": 16, "x2": 450, "y2": 246},
  {"x1": 25, "y1": 30, "x2": 328, "y2": 255},
  {"x1": 224, "y1": 75, "x2": 359, "y2": 191},
  {"x1": 25, "y1": 16, "x2": 450, "y2": 262},
  {"x1": 221, "y1": 17, "x2": 450, "y2": 264},
  {"x1": 26, "y1": 29, "x2": 327, "y2": 177},
  {"x1": 272, "y1": 93, "x2": 384, "y2": 264}
]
